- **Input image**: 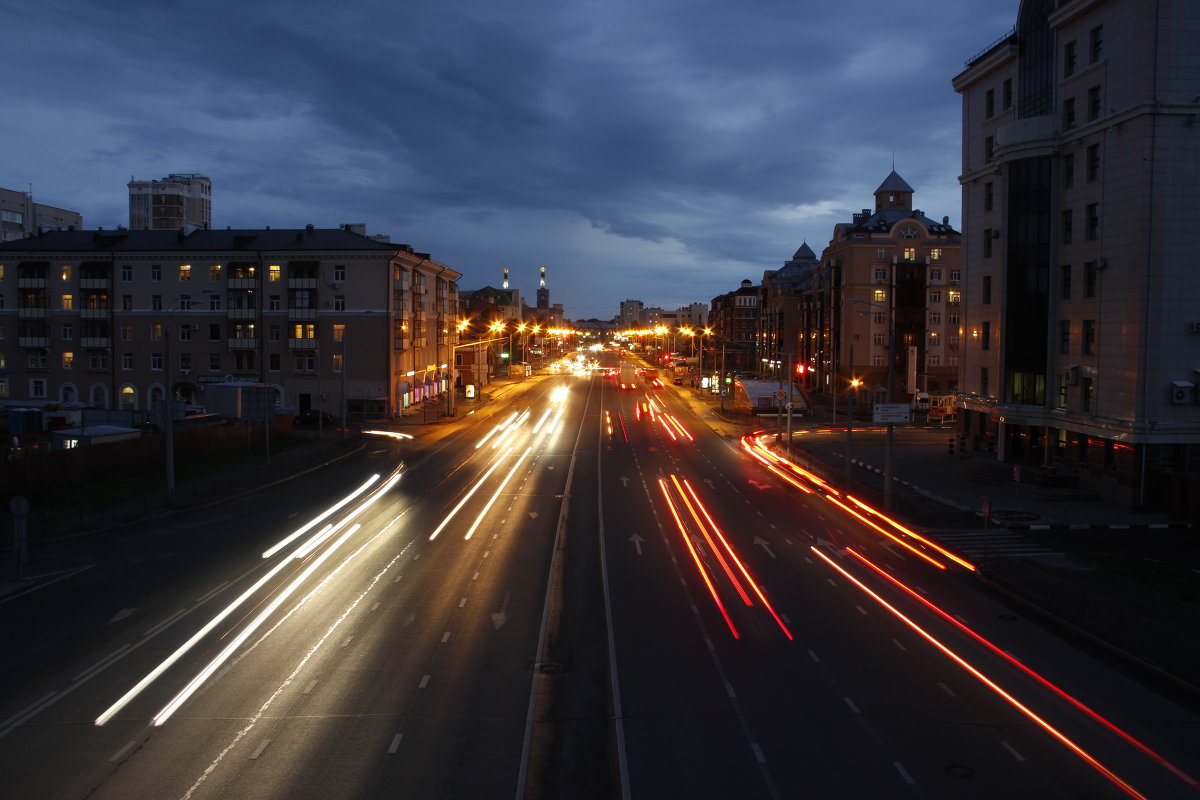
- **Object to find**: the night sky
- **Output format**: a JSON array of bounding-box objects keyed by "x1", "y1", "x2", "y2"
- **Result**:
[{"x1": 4, "y1": 0, "x2": 1020, "y2": 319}]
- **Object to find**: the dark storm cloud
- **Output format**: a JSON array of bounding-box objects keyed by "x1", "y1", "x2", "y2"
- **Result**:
[{"x1": 4, "y1": 0, "x2": 1019, "y2": 317}]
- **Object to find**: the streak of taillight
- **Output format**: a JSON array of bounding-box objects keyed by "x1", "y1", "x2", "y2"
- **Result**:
[
  {"x1": 824, "y1": 494, "x2": 947, "y2": 570},
  {"x1": 845, "y1": 547, "x2": 1199, "y2": 790},
  {"x1": 811, "y1": 547, "x2": 1149, "y2": 800},
  {"x1": 753, "y1": 437, "x2": 838, "y2": 495},
  {"x1": 605, "y1": 410, "x2": 613, "y2": 436},
  {"x1": 666, "y1": 414, "x2": 694, "y2": 441},
  {"x1": 616, "y1": 411, "x2": 629, "y2": 443},
  {"x1": 845, "y1": 495, "x2": 976, "y2": 572},
  {"x1": 658, "y1": 479, "x2": 739, "y2": 639},
  {"x1": 680, "y1": 478, "x2": 794, "y2": 640},
  {"x1": 669, "y1": 475, "x2": 751, "y2": 605}
]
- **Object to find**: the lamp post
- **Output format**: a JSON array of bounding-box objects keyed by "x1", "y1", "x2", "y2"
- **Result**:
[{"x1": 848, "y1": 296, "x2": 897, "y2": 508}]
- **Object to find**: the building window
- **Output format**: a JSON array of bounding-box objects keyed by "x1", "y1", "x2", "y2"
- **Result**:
[
  {"x1": 209, "y1": 293, "x2": 222, "y2": 311},
  {"x1": 151, "y1": 353, "x2": 163, "y2": 371},
  {"x1": 1081, "y1": 377, "x2": 1094, "y2": 412},
  {"x1": 179, "y1": 324, "x2": 192, "y2": 342},
  {"x1": 209, "y1": 265, "x2": 222, "y2": 281},
  {"x1": 332, "y1": 353, "x2": 345, "y2": 372},
  {"x1": 981, "y1": 321, "x2": 991, "y2": 350},
  {"x1": 983, "y1": 276, "x2": 992, "y2": 304},
  {"x1": 1062, "y1": 97, "x2": 1076, "y2": 130},
  {"x1": 210, "y1": 352, "x2": 221, "y2": 370},
  {"x1": 62, "y1": 323, "x2": 74, "y2": 340},
  {"x1": 873, "y1": 311, "x2": 886, "y2": 324},
  {"x1": 269, "y1": 353, "x2": 281, "y2": 372},
  {"x1": 1002, "y1": 78, "x2": 1012, "y2": 110},
  {"x1": 333, "y1": 323, "x2": 346, "y2": 342},
  {"x1": 929, "y1": 311, "x2": 942, "y2": 325},
  {"x1": 930, "y1": 248, "x2": 942, "y2": 262},
  {"x1": 950, "y1": 269, "x2": 961, "y2": 283},
  {"x1": 179, "y1": 295, "x2": 193, "y2": 311},
  {"x1": 151, "y1": 265, "x2": 161, "y2": 282},
  {"x1": 947, "y1": 290, "x2": 960, "y2": 305},
  {"x1": 1086, "y1": 204, "x2": 1100, "y2": 240},
  {"x1": 1060, "y1": 264, "x2": 1071, "y2": 299},
  {"x1": 292, "y1": 323, "x2": 316, "y2": 340},
  {"x1": 872, "y1": 333, "x2": 886, "y2": 346},
  {"x1": 902, "y1": 247, "x2": 916, "y2": 261},
  {"x1": 61, "y1": 265, "x2": 72, "y2": 281},
  {"x1": 1060, "y1": 320, "x2": 1071, "y2": 354},
  {"x1": 1063, "y1": 153, "x2": 1075, "y2": 188},
  {"x1": 269, "y1": 295, "x2": 281, "y2": 311},
  {"x1": 872, "y1": 289, "x2": 886, "y2": 303},
  {"x1": 1087, "y1": 144, "x2": 1100, "y2": 181},
  {"x1": 930, "y1": 268, "x2": 943, "y2": 282},
  {"x1": 122, "y1": 352, "x2": 133, "y2": 370},
  {"x1": 1088, "y1": 85, "x2": 1102, "y2": 121},
  {"x1": 929, "y1": 290, "x2": 942, "y2": 303},
  {"x1": 62, "y1": 351, "x2": 74, "y2": 369},
  {"x1": 121, "y1": 324, "x2": 133, "y2": 341},
  {"x1": 927, "y1": 354, "x2": 941, "y2": 368},
  {"x1": 985, "y1": 88, "x2": 995, "y2": 118},
  {"x1": 235, "y1": 351, "x2": 256, "y2": 370},
  {"x1": 1090, "y1": 25, "x2": 1103, "y2": 64},
  {"x1": 121, "y1": 265, "x2": 133, "y2": 282},
  {"x1": 984, "y1": 136, "x2": 994, "y2": 162},
  {"x1": 122, "y1": 294, "x2": 133, "y2": 311},
  {"x1": 269, "y1": 324, "x2": 281, "y2": 342},
  {"x1": 874, "y1": 268, "x2": 888, "y2": 281},
  {"x1": 269, "y1": 265, "x2": 281, "y2": 281},
  {"x1": 61, "y1": 294, "x2": 74, "y2": 310},
  {"x1": 334, "y1": 265, "x2": 346, "y2": 282},
  {"x1": 949, "y1": 311, "x2": 960, "y2": 326},
  {"x1": 152, "y1": 295, "x2": 163, "y2": 311},
  {"x1": 1057, "y1": 373, "x2": 1069, "y2": 408},
  {"x1": 209, "y1": 323, "x2": 221, "y2": 341},
  {"x1": 875, "y1": 248, "x2": 887, "y2": 260},
  {"x1": 1083, "y1": 319, "x2": 1096, "y2": 355},
  {"x1": 1062, "y1": 209, "x2": 1074, "y2": 244},
  {"x1": 980, "y1": 367, "x2": 989, "y2": 396},
  {"x1": 179, "y1": 352, "x2": 192, "y2": 372},
  {"x1": 984, "y1": 182, "x2": 993, "y2": 212},
  {"x1": 983, "y1": 229, "x2": 993, "y2": 258},
  {"x1": 1084, "y1": 261, "x2": 1098, "y2": 298},
  {"x1": 179, "y1": 264, "x2": 192, "y2": 281},
  {"x1": 30, "y1": 379, "x2": 47, "y2": 399},
  {"x1": 1064, "y1": 40, "x2": 1077, "y2": 77},
  {"x1": 151, "y1": 323, "x2": 164, "y2": 340},
  {"x1": 334, "y1": 295, "x2": 346, "y2": 311},
  {"x1": 293, "y1": 353, "x2": 316, "y2": 372}
]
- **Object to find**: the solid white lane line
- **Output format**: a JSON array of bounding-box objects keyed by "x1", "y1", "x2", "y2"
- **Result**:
[
  {"x1": 73, "y1": 644, "x2": 133, "y2": 682},
  {"x1": 844, "y1": 697, "x2": 860, "y2": 714},
  {"x1": 751, "y1": 743, "x2": 767, "y2": 764},
  {"x1": 388, "y1": 733, "x2": 404, "y2": 754},
  {"x1": 143, "y1": 609, "x2": 189, "y2": 637},
  {"x1": 1001, "y1": 741, "x2": 1026, "y2": 762},
  {"x1": 441, "y1": 632, "x2": 451, "y2": 643},
  {"x1": 808, "y1": 650, "x2": 821, "y2": 663},
  {"x1": 458, "y1": 597, "x2": 467, "y2": 608},
  {"x1": 302, "y1": 680, "x2": 318, "y2": 695},
  {"x1": 419, "y1": 675, "x2": 430, "y2": 689},
  {"x1": 248, "y1": 739, "x2": 270, "y2": 760},
  {"x1": 893, "y1": 761, "x2": 915, "y2": 784}
]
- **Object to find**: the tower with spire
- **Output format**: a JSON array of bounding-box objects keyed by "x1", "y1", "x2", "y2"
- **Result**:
[{"x1": 536, "y1": 265, "x2": 549, "y2": 310}]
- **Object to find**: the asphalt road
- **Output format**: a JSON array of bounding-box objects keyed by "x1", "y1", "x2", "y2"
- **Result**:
[{"x1": 1, "y1": 353, "x2": 1198, "y2": 799}]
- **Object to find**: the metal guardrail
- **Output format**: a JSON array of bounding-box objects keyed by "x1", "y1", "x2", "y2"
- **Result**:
[{"x1": 964, "y1": 27, "x2": 1017, "y2": 68}]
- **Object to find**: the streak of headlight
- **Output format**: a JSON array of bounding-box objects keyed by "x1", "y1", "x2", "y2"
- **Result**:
[
  {"x1": 493, "y1": 410, "x2": 531, "y2": 449},
  {"x1": 657, "y1": 416, "x2": 678, "y2": 441},
  {"x1": 669, "y1": 475, "x2": 751, "y2": 604},
  {"x1": 824, "y1": 494, "x2": 947, "y2": 570},
  {"x1": 532, "y1": 408, "x2": 553, "y2": 434},
  {"x1": 362, "y1": 430, "x2": 414, "y2": 440},
  {"x1": 658, "y1": 478, "x2": 739, "y2": 639},
  {"x1": 843, "y1": 495, "x2": 976, "y2": 571},
  {"x1": 291, "y1": 523, "x2": 334, "y2": 560},
  {"x1": 845, "y1": 547, "x2": 1199, "y2": 790},
  {"x1": 550, "y1": 386, "x2": 568, "y2": 403},
  {"x1": 153, "y1": 522, "x2": 366, "y2": 726},
  {"x1": 679, "y1": 478, "x2": 794, "y2": 640},
  {"x1": 464, "y1": 447, "x2": 532, "y2": 540},
  {"x1": 429, "y1": 449, "x2": 513, "y2": 541},
  {"x1": 665, "y1": 415, "x2": 694, "y2": 441},
  {"x1": 476, "y1": 411, "x2": 518, "y2": 449},
  {"x1": 811, "y1": 547, "x2": 1149, "y2": 800},
  {"x1": 261, "y1": 474, "x2": 381, "y2": 558},
  {"x1": 605, "y1": 410, "x2": 613, "y2": 436},
  {"x1": 544, "y1": 407, "x2": 564, "y2": 437},
  {"x1": 96, "y1": 474, "x2": 401, "y2": 727}
]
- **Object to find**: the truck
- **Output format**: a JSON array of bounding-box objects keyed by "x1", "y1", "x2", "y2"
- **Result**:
[{"x1": 619, "y1": 363, "x2": 638, "y2": 388}]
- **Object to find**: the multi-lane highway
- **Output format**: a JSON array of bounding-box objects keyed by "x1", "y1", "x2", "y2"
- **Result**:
[{"x1": 1, "y1": 349, "x2": 1198, "y2": 799}]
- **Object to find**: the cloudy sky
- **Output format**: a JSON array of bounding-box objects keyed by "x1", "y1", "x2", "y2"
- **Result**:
[{"x1": 4, "y1": 0, "x2": 1019, "y2": 320}]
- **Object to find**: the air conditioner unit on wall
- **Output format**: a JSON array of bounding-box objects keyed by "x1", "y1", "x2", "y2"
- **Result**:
[{"x1": 1170, "y1": 381, "x2": 1194, "y2": 404}]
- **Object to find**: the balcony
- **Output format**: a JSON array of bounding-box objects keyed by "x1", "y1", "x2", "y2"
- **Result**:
[
  {"x1": 80, "y1": 308, "x2": 111, "y2": 319},
  {"x1": 17, "y1": 307, "x2": 48, "y2": 319},
  {"x1": 17, "y1": 278, "x2": 46, "y2": 289},
  {"x1": 80, "y1": 278, "x2": 110, "y2": 289},
  {"x1": 227, "y1": 278, "x2": 257, "y2": 290},
  {"x1": 288, "y1": 278, "x2": 317, "y2": 289},
  {"x1": 81, "y1": 337, "x2": 111, "y2": 348},
  {"x1": 19, "y1": 336, "x2": 50, "y2": 347},
  {"x1": 288, "y1": 338, "x2": 318, "y2": 350},
  {"x1": 288, "y1": 308, "x2": 318, "y2": 321},
  {"x1": 227, "y1": 307, "x2": 257, "y2": 320},
  {"x1": 228, "y1": 338, "x2": 259, "y2": 349}
]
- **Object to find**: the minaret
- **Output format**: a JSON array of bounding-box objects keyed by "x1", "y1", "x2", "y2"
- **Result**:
[{"x1": 536, "y1": 265, "x2": 549, "y2": 309}]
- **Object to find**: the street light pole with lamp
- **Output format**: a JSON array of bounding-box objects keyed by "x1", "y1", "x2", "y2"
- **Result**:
[{"x1": 846, "y1": 293, "x2": 898, "y2": 509}]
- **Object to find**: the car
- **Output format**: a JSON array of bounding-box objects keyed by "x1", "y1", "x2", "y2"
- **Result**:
[{"x1": 294, "y1": 410, "x2": 335, "y2": 428}]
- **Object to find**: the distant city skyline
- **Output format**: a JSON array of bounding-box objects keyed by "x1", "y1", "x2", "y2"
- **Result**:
[{"x1": 3, "y1": 0, "x2": 1019, "y2": 319}]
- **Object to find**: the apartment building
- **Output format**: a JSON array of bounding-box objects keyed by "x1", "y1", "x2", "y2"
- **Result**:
[
  {"x1": 128, "y1": 174, "x2": 212, "y2": 232},
  {"x1": 953, "y1": 0, "x2": 1200, "y2": 510},
  {"x1": 1, "y1": 186, "x2": 83, "y2": 242},
  {"x1": 806, "y1": 172, "x2": 962, "y2": 407},
  {"x1": 0, "y1": 226, "x2": 460, "y2": 420}
]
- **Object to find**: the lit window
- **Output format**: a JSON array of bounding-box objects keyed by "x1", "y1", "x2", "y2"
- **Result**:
[
  {"x1": 947, "y1": 290, "x2": 961, "y2": 304},
  {"x1": 333, "y1": 323, "x2": 346, "y2": 342},
  {"x1": 269, "y1": 265, "x2": 281, "y2": 281},
  {"x1": 210, "y1": 265, "x2": 222, "y2": 281},
  {"x1": 332, "y1": 353, "x2": 345, "y2": 372},
  {"x1": 179, "y1": 264, "x2": 192, "y2": 281},
  {"x1": 61, "y1": 294, "x2": 74, "y2": 310},
  {"x1": 903, "y1": 248, "x2": 916, "y2": 261},
  {"x1": 929, "y1": 248, "x2": 942, "y2": 261},
  {"x1": 62, "y1": 265, "x2": 72, "y2": 281},
  {"x1": 151, "y1": 323, "x2": 164, "y2": 340},
  {"x1": 62, "y1": 352, "x2": 74, "y2": 369},
  {"x1": 872, "y1": 289, "x2": 886, "y2": 303}
]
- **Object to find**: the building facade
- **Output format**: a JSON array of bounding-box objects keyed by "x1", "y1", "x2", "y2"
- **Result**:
[
  {"x1": 710, "y1": 279, "x2": 762, "y2": 374},
  {"x1": 807, "y1": 172, "x2": 962, "y2": 408},
  {"x1": 953, "y1": 0, "x2": 1200, "y2": 510},
  {"x1": 0, "y1": 227, "x2": 459, "y2": 420},
  {"x1": 128, "y1": 174, "x2": 212, "y2": 232},
  {"x1": 760, "y1": 242, "x2": 817, "y2": 382},
  {"x1": 1, "y1": 186, "x2": 83, "y2": 242}
]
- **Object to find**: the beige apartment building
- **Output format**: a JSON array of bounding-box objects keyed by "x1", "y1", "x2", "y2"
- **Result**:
[
  {"x1": 953, "y1": 0, "x2": 1200, "y2": 511},
  {"x1": 1, "y1": 186, "x2": 83, "y2": 242},
  {"x1": 128, "y1": 174, "x2": 212, "y2": 232},
  {"x1": 808, "y1": 172, "x2": 962, "y2": 408},
  {"x1": 0, "y1": 226, "x2": 460, "y2": 421}
]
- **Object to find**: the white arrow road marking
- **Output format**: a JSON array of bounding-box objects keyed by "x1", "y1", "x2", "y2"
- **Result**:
[
  {"x1": 492, "y1": 590, "x2": 510, "y2": 630},
  {"x1": 629, "y1": 534, "x2": 645, "y2": 555},
  {"x1": 754, "y1": 536, "x2": 776, "y2": 559},
  {"x1": 748, "y1": 479, "x2": 771, "y2": 490},
  {"x1": 619, "y1": 476, "x2": 630, "y2": 487}
]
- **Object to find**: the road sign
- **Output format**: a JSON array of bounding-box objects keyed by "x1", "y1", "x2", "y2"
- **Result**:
[{"x1": 873, "y1": 403, "x2": 911, "y2": 423}]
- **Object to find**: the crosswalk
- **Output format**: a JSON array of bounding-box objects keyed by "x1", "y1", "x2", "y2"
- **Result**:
[{"x1": 926, "y1": 528, "x2": 1063, "y2": 561}]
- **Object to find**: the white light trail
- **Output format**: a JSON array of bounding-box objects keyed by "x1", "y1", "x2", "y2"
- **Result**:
[
  {"x1": 476, "y1": 411, "x2": 518, "y2": 449},
  {"x1": 465, "y1": 447, "x2": 532, "y2": 540},
  {"x1": 428, "y1": 449, "x2": 513, "y2": 541},
  {"x1": 492, "y1": 410, "x2": 531, "y2": 449},
  {"x1": 532, "y1": 408, "x2": 554, "y2": 434},
  {"x1": 261, "y1": 474, "x2": 381, "y2": 558}
]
